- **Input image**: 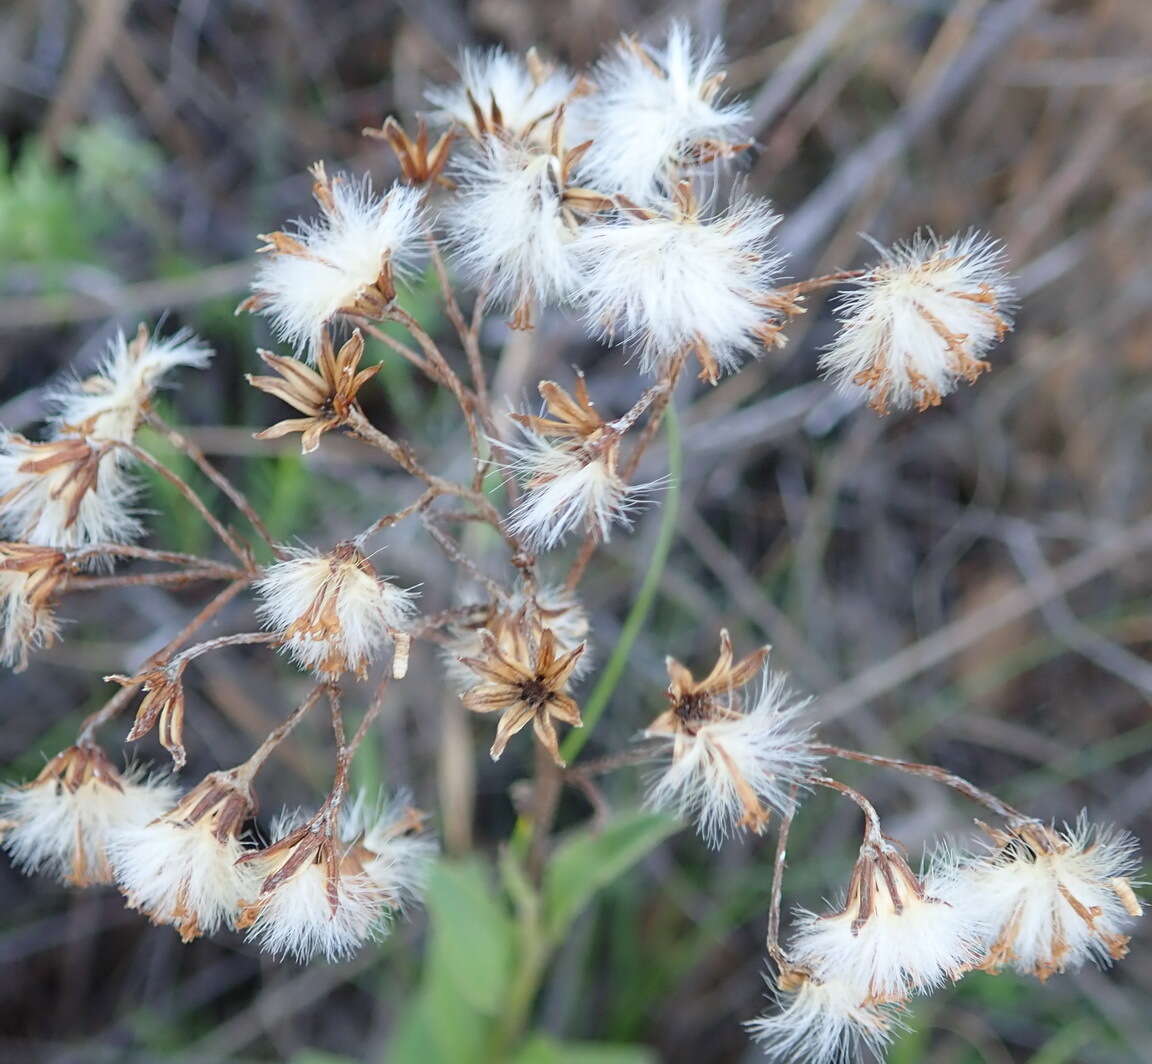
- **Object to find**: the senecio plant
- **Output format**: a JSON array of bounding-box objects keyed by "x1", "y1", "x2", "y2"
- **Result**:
[{"x1": 0, "y1": 24, "x2": 1143, "y2": 1063}]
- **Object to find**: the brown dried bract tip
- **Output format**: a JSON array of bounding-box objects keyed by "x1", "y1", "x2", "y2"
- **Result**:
[
  {"x1": 459, "y1": 619, "x2": 585, "y2": 766},
  {"x1": 236, "y1": 814, "x2": 342, "y2": 922},
  {"x1": 247, "y1": 329, "x2": 381, "y2": 454},
  {"x1": 0, "y1": 543, "x2": 68, "y2": 670},
  {"x1": 655, "y1": 628, "x2": 770, "y2": 733},
  {"x1": 365, "y1": 116, "x2": 455, "y2": 188},
  {"x1": 839, "y1": 838, "x2": 926, "y2": 935},
  {"x1": 109, "y1": 662, "x2": 189, "y2": 769},
  {"x1": 511, "y1": 374, "x2": 605, "y2": 442}
]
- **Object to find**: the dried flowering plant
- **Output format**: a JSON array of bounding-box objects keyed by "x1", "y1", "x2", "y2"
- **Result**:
[{"x1": 0, "y1": 23, "x2": 1141, "y2": 1064}]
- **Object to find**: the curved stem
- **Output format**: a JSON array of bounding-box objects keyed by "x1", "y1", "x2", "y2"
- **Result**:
[
  {"x1": 812, "y1": 744, "x2": 1028, "y2": 821},
  {"x1": 811, "y1": 775, "x2": 884, "y2": 844},
  {"x1": 235, "y1": 683, "x2": 327, "y2": 783}
]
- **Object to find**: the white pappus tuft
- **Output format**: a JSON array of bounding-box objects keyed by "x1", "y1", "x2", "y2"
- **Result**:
[
  {"x1": 47, "y1": 324, "x2": 213, "y2": 443},
  {"x1": 572, "y1": 23, "x2": 750, "y2": 202},
  {"x1": 426, "y1": 47, "x2": 576, "y2": 143},
  {"x1": 0, "y1": 745, "x2": 176, "y2": 887},
  {"x1": 788, "y1": 840, "x2": 986, "y2": 999},
  {"x1": 745, "y1": 968, "x2": 906, "y2": 1064},
  {"x1": 819, "y1": 230, "x2": 1014, "y2": 413},
  {"x1": 0, "y1": 433, "x2": 142, "y2": 550},
  {"x1": 340, "y1": 789, "x2": 437, "y2": 913},
  {"x1": 940, "y1": 814, "x2": 1143, "y2": 980},
  {"x1": 442, "y1": 139, "x2": 583, "y2": 320},
  {"x1": 0, "y1": 543, "x2": 66, "y2": 671},
  {"x1": 644, "y1": 669, "x2": 820, "y2": 847},
  {"x1": 575, "y1": 192, "x2": 790, "y2": 382},
  {"x1": 255, "y1": 542, "x2": 417, "y2": 679},
  {"x1": 108, "y1": 770, "x2": 259, "y2": 942},
  {"x1": 250, "y1": 167, "x2": 426, "y2": 359}
]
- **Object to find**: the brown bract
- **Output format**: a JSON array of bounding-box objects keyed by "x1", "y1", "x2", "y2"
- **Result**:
[
  {"x1": 109, "y1": 662, "x2": 190, "y2": 769},
  {"x1": 459, "y1": 622, "x2": 584, "y2": 766},
  {"x1": 0, "y1": 543, "x2": 67, "y2": 669},
  {"x1": 648, "y1": 628, "x2": 769, "y2": 738},
  {"x1": 365, "y1": 116, "x2": 455, "y2": 187},
  {"x1": 0, "y1": 436, "x2": 111, "y2": 529},
  {"x1": 247, "y1": 330, "x2": 380, "y2": 454}
]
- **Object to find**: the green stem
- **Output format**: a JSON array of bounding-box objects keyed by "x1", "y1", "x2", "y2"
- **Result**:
[{"x1": 561, "y1": 403, "x2": 682, "y2": 764}]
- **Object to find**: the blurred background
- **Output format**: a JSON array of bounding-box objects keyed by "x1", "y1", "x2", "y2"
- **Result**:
[{"x1": 1, "y1": 0, "x2": 1151, "y2": 1061}]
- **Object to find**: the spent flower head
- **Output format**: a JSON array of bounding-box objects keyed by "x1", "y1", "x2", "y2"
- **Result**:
[{"x1": 0, "y1": 542, "x2": 68, "y2": 671}]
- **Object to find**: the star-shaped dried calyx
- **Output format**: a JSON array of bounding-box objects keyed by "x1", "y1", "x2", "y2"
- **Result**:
[
  {"x1": 459, "y1": 619, "x2": 585, "y2": 766},
  {"x1": 246, "y1": 330, "x2": 381, "y2": 454},
  {"x1": 365, "y1": 116, "x2": 455, "y2": 187},
  {"x1": 107, "y1": 661, "x2": 190, "y2": 769},
  {"x1": 649, "y1": 628, "x2": 770, "y2": 736}
]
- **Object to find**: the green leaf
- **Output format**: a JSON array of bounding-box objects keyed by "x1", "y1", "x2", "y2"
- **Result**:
[
  {"x1": 513, "y1": 1035, "x2": 655, "y2": 1064},
  {"x1": 543, "y1": 811, "x2": 679, "y2": 943},
  {"x1": 425, "y1": 858, "x2": 514, "y2": 1014}
]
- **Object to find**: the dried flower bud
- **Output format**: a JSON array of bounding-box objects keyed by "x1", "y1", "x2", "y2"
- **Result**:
[
  {"x1": 108, "y1": 770, "x2": 259, "y2": 941},
  {"x1": 365, "y1": 116, "x2": 455, "y2": 187},
  {"x1": 643, "y1": 630, "x2": 819, "y2": 845},
  {"x1": 108, "y1": 662, "x2": 190, "y2": 769},
  {"x1": 245, "y1": 163, "x2": 425, "y2": 359},
  {"x1": 745, "y1": 967, "x2": 906, "y2": 1064},
  {"x1": 48, "y1": 323, "x2": 212, "y2": 443},
  {"x1": 247, "y1": 329, "x2": 381, "y2": 454},
  {"x1": 0, "y1": 542, "x2": 67, "y2": 671},
  {"x1": 0, "y1": 744, "x2": 176, "y2": 886},
  {"x1": 820, "y1": 231, "x2": 1014, "y2": 413},
  {"x1": 575, "y1": 185, "x2": 790, "y2": 382},
  {"x1": 944, "y1": 815, "x2": 1144, "y2": 980},
  {"x1": 459, "y1": 619, "x2": 584, "y2": 766},
  {"x1": 789, "y1": 838, "x2": 984, "y2": 1000},
  {"x1": 571, "y1": 23, "x2": 751, "y2": 202},
  {"x1": 255, "y1": 542, "x2": 417, "y2": 679},
  {"x1": 426, "y1": 47, "x2": 577, "y2": 144},
  {"x1": 0, "y1": 434, "x2": 140, "y2": 550}
]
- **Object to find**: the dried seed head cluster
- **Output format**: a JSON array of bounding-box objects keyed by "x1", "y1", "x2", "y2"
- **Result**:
[{"x1": 0, "y1": 21, "x2": 1138, "y2": 1064}]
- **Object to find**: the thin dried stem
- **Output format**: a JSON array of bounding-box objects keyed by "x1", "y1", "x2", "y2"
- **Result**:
[
  {"x1": 355, "y1": 489, "x2": 437, "y2": 543},
  {"x1": 236, "y1": 683, "x2": 328, "y2": 782},
  {"x1": 812, "y1": 744, "x2": 1028, "y2": 821},
  {"x1": 811, "y1": 775, "x2": 884, "y2": 844},
  {"x1": 65, "y1": 566, "x2": 247, "y2": 590},
  {"x1": 766, "y1": 790, "x2": 799, "y2": 967}
]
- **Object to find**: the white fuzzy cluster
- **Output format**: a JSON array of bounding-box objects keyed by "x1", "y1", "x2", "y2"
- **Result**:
[
  {"x1": 942, "y1": 816, "x2": 1143, "y2": 978},
  {"x1": 426, "y1": 48, "x2": 575, "y2": 142},
  {"x1": 746, "y1": 972, "x2": 905, "y2": 1064},
  {"x1": 241, "y1": 856, "x2": 382, "y2": 963},
  {"x1": 443, "y1": 140, "x2": 581, "y2": 313},
  {"x1": 820, "y1": 231, "x2": 1014, "y2": 410},
  {"x1": 0, "y1": 434, "x2": 141, "y2": 549},
  {"x1": 645, "y1": 671, "x2": 821, "y2": 847},
  {"x1": 341, "y1": 790, "x2": 437, "y2": 912},
  {"x1": 48, "y1": 328, "x2": 213, "y2": 442},
  {"x1": 109, "y1": 810, "x2": 257, "y2": 940},
  {"x1": 0, "y1": 565, "x2": 59, "y2": 670},
  {"x1": 255, "y1": 547, "x2": 417, "y2": 679},
  {"x1": 252, "y1": 177, "x2": 425, "y2": 358},
  {"x1": 575, "y1": 196, "x2": 785, "y2": 375},
  {"x1": 504, "y1": 435, "x2": 641, "y2": 551},
  {"x1": 789, "y1": 858, "x2": 986, "y2": 999},
  {"x1": 0, "y1": 757, "x2": 176, "y2": 886},
  {"x1": 572, "y1": 23, "x2": 750, "y2": 201}
]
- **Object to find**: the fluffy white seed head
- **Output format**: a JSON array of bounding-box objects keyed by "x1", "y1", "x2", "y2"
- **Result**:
[
  {"x1": 504, "y1": 434, "x2": 642, "y2": 551},
  {"x1": 48, "y1": 325, "x2": 213, "y2": 443},
  {"x1": 575, "y1": 195, "x2": 787, "y2": 379},
  {"x1": 942, "y1": 815, "x2": 1143, "y2": 979},
  {"x1": 572, "y1": 24, "x2": 750, "y2": 201},
  {"x1": 0, "y1": 745, "x2": 176, "y2": 887},
  {"x1": 426, "y1": 48, "x2": 576, "y2": 142},
  {"x1": 745, "y1": 968, "x2": 905, "y2": 1064},
  {"x1": 108, "y1": 772, "x2": 258, "y2": 941},
  {"x1": 240, "y1": 848, "x2": 383, "y2": 963},
  {"x1": 255, "y1": 543, "x2": 417, "y2": 679},
  {"x1": 341, "y1": 790, "x2": 437, "y2": 913},
  {"x1": 442, "y1": 139, "x2": 582, "y2": 315},
  {"x1": 0, "y1": 434, "x2": 141, "y2": 550},
  {"x1": 0, "y1": 544, "x2": 66, "y2": 671},
  {"x1": 819, "y1": 231, "x2": 1014, "y2": 413},
  {"x1": 644, "y1": 670, "x2": 821, "y2": 847},
  {"x1": 788, "y1": 843, "x2": 985, "y2": 999},
  {"x1": 251, "y1": 174, "x2": 425, "y2": 358}
]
